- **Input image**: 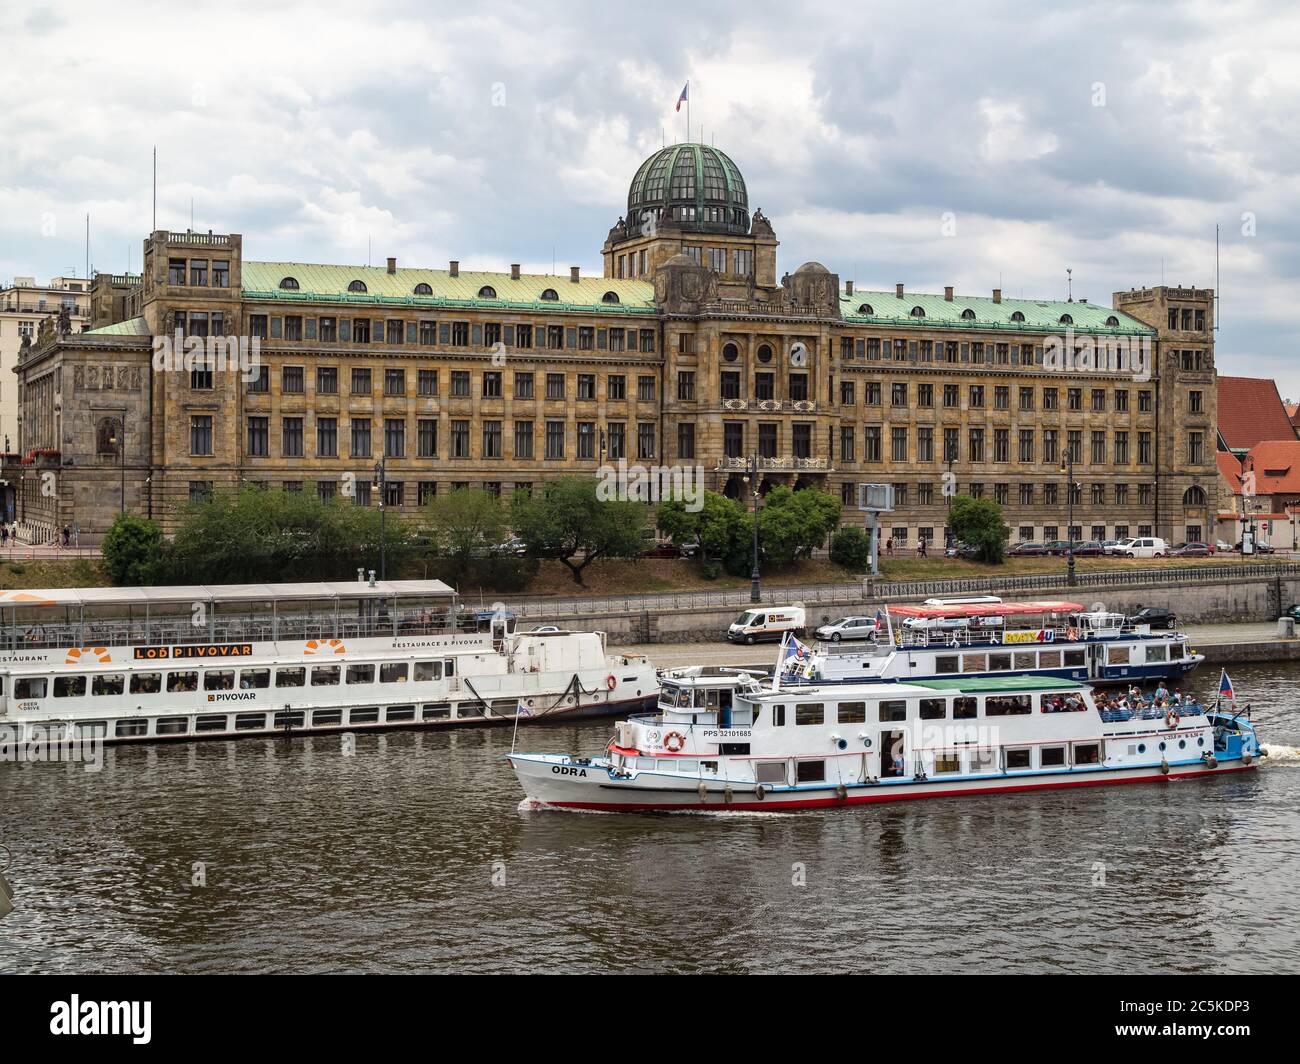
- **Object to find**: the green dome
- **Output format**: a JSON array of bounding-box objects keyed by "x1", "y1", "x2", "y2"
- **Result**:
[{"x1": 626, "y1": 144, "x2": 749, "y2": 236}]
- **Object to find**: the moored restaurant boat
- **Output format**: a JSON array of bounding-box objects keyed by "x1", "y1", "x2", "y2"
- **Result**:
[
  {"x1": 509, "y1": 662, "x2": 1263, "y2": 812},
  {"x1": 0, "y1": 579, "x2": 658, "y2": 746}
]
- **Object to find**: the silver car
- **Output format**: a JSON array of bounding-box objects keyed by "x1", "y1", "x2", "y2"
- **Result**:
[{"x1": 814, "y1": 616, "x2": 879, "y2": 642}]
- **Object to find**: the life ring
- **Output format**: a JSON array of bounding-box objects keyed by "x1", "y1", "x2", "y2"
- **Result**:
[
  {"x1": 65, "y1": 645, "x2": 111, "y2": 666},
  {"x1": 304, "y1": 638, "x2": 346, "y2": 656},
  {"x1": 664, "y1": 731, "x2": 686, "y2": 752},
  {"x1": 605, "y1": 674, "x2": 617, "y2": 691},
  {"x1": 1165, "y1": 709, "x2": 1181, "y2": 729}
]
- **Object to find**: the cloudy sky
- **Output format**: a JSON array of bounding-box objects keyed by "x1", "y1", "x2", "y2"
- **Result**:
[{"x1": 3, "y1": 0, "x2": 1298, "y2": 394}]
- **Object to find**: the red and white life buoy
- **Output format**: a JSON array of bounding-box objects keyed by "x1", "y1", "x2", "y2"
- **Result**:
[
  {"x1": 1165, "y1": 709, "x2": 1181, "y2": 729},
  {"x1": 663, "y1": 731, "x2": 686, "y2": 752},
  {"x1": 605, "y1": 674, "x2": 617, "y2": 691}
]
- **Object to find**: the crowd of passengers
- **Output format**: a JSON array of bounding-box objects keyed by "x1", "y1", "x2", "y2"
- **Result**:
[{"x1": 1093, "y1": 683, "x2": 1204, "y2": 721}]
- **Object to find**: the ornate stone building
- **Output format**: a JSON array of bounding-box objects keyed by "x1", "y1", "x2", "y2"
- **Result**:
[{"x1": 7, "y1": 144, "x2": 1218, "y2": 546}]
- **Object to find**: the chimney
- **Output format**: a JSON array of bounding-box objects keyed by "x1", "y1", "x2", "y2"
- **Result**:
[
  {"x1": 992, "y1": 288, "x2": 1002, "y2": 304},
  {"x1": 387, "y1": 257, "x2": 396, "y2": 275},
  {"x1": 510, "y1": 263, "x2": 520, "y2": 280},
  {"x1": 845, "y1": 280, "x2": 854, "y2": 296},
  {"x1": 944, "y1": 286, "x2": 954, "y2": 301},
  {"x1": 570, "y1": 266, "x2": 580, "y2": 283},
  {"x1": 449, "y1": 260, "x2": 459, "y2": 278},
  {"x1": 895, "y1": 283, "x2": 904, "y2": 299}
]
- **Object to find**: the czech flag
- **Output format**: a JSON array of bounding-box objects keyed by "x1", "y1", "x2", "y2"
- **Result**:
[
  {"x1": 1218, "y1": 670, "x2": 1235, "y2": 702},
  {"x1": 875, "y1": 609, "x2": 885, "y2": 629},
  {"x1": 676, "y1": 82, "x2": 689, "y2": 112}
]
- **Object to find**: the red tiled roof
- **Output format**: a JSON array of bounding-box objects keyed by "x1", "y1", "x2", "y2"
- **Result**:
[
  {"x1": 1217, "y1": 376, "x2": 1298, "y2": 449},
  {"x1": 1243, "y1": 439, "x2": 1300, "y2": 495},
  {"x1": 1217, "y1": 451, "x2": 1243, "y2": 493}
]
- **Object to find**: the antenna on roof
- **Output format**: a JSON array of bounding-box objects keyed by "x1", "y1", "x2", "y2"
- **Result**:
[
  {"x1": 1215, "y1": 223, "x2": 1220, "y2": 332},
  {"x1": 1066, "y1": 267, "x2": 1073, "y2": 303},
  {"x1": 152, "y1": 146, "x2": 156, "y2": 232}
]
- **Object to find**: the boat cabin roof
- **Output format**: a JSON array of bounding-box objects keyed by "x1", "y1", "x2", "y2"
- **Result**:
[
  {"x1": 0, "y1": 579, "x2": 456, "y2": 609},
  {"x1": 889, "y1": 600, "x2": 1084, "y2": 620},
  {"x1": 747, "y1": 675, "x2": 1088, "y2": 702}
]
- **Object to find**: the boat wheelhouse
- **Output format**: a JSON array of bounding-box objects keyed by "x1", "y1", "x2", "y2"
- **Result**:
[
  {"x1": 509, "y1": 672, "x2": 1262, "y2": 812},
  {"x1": 0, "y1": 580, "x2": 657, "y2": 746},
  {"x1": 797, "y1": 601, "x2": 1202, "y2": 686}
]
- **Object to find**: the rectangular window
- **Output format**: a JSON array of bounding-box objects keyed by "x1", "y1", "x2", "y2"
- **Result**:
[
  {"x1": 384, "y1": 418, "x2": 405, "y2": 458},
  {"x1": 385, "y1": 368, "x2": 406, "y2": 396},
  {"x1": 351, "y1": 367, "x2": 372, "y2": 395},
  {"x1": 282, "y1": 416, "x2": 304, "y2": 457},
  {"x1": 483, "y1": 420, "x2": 503, "y2": 459},
  {"x1": 546, "y1": 373, "x2": 565, "y2": 400},
  {"x1": 190, "y1": 415, "x2": 213, "y2": 456},
  {"x1": 418, "y1": 419, "x2": 438, "y2": 458},
  {"x1": 247, "y1": 416, "x2": 269, "y2": 457},
  {"x1": 317, "y1": 366, "x2": 338, "y2": 394},
  {"x1": 514, "y1": 372, "x2": 534, "y2": 399},
  {"x1": 795, "y1": 703, "x2": 825, "y2": 726},
  {"x1": 514, "y1": 421, "x2": 534, "y2": 459},
  {"x1": 451, "y1": 371, "x2": 470, "y2": 397},
  {"x1": 351, "y1": 418, "x2": 372, "y2": 458},
  {"x1": 451, "y1": 420, "x2": 470, "y2": 458},
  {"x1": 545, "y1": 421, "x2": 565, "y2": 459}
]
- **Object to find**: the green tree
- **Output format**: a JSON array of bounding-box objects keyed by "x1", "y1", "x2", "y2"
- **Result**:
[
  {"x1": 829, "y1": 525, "x2": 872, "y2": 571},
  {"x1": 419, "y1": 488, "x2": 508, "y2": 580},
  {"x1": 101, "y1": 512, "x2": 164, "y2": 585},
  {"x1": 756, "y1": 486, "x2": 842, "y2": 566},
  {"x1": 512, "y1": 477, "x2": 647, "y2": 585},
  {"x1": 658, "y1": 490, "x2": 751, "y2": 565},
  {"x1": 948, "y1": 494, "x2": 1009, "y2": 564}
]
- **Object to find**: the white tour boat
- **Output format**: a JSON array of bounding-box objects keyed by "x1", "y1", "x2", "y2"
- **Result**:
[
  {"x1": 798, "y1": 601, "x2": 1203, "y2": 687},
  {"x1": 509, "y1": 663, "x2": 1262, "y2": 812},
  {"x1": 0, "y1": 579, "x2": 658, "y2": 746}
]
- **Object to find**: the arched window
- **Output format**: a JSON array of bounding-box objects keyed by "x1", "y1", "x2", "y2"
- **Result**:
[
  {"x1": 910, "y1": 306, "x2": 925, "y2": 318},
  {"x1": 756, "y1": 344, "x2": 773, "y2": 363},
  {"x1": 961, "y1": 308, "x2": 976, "y2": 320},
  {"x1": 602, "y1": 291, "x2": 620, "y2": 304},
  {"x1": 347, "y1": 280, "x2": 367, "y2": 293},
  {"x1": 1105, "y1": 315, "x2": 1120, "y2": 327},
  {"x1": 96, "y1": 417, "x2": 120, "y2": 456},
  {"x1": 857, "y1": 303, "x2": 874, "y2": 315},
  {"x1": 1059, "y1": 313, "x2": 1073, "y2": 325},
  {"x1": 279, "y1": 277, "x2": 299, "y2": 290},
  {"x1": 1010, "y1": 310, "x2": 1025, "y2": 322},
  {"x1": 540, "y1": 288, "x2": 558, "y2": 301},
  {"x1": 478, "y1": 285, "x2": 497, "y2": 299},
  {"x1": 413, "y1": 283, "x2": 432, "y2": 295},
  {"x1": 1183, "y1": 486, "x2": 1207, "y2": 507},
  {"x1": 722, "y1": 342, "x2": 739, "y2": 362}
]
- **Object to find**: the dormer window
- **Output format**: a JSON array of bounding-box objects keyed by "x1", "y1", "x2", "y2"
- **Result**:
[
  {"x1": 910, "y1": 306, "x2": 925, "y2": 318},
  {"x1": 478, "y1": 285, "x2": 497, "y2": 299},
  {"x1": 414, "y1": 283, "x2": 433, "y2": 296},
  {"x1": 1105, "y1": 315, "x2": 1120, "y2": 327},
  {"x1": 602, "y1": 291, "x2": 620, "y2": 304},
  {"x1": 1059, "y1": 313, "x2": 1073, "y2": 325},
  {"x1": 857, "y1": 303, "x2": 873, "y2": 315},
  {"x1": 279, "y1": 277, "x2": 299, "y2": 290},
  {"x1": 1010, "y1": 311, "x2": 1025, "y2": 322},
  {"x1": 348, "y1": 280, "x2": 367, "y2": 293},
  {"x1": 540, "y1": 288, "x2": 558, "y2": 301},
  {"x1": 961, "y1": 308, "x2": 976, "y2": 320}
]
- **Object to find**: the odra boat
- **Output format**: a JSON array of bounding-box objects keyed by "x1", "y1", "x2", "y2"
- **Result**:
[
  {"x1": 0, "y1": 579, "x2": 657, "y2": 746},
  {"x1": 509, "y1": 667, "x2": 1262, "y2": 812}
]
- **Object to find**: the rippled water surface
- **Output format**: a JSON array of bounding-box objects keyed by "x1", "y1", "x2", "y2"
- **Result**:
[{"x1": 2, "y1": 662, "x2": 1298, "y2": 973}]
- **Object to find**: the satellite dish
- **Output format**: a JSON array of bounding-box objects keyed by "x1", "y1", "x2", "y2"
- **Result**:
[{"x1": 789, "y1": 341, "x2": 808, "y2": 367}]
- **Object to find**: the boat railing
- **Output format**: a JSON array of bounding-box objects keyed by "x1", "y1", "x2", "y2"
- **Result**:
[
  {"x1": 1097, "y1": 701, "x2": 1206, "y2": 723},
  {"x1": 894, "y1": 618, "x2": 1181, "y2": 649}
]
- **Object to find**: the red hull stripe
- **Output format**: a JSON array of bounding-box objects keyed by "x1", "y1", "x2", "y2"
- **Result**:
[{"x1": 547, "y1": 765, "x2": 1256, "y2": 812}]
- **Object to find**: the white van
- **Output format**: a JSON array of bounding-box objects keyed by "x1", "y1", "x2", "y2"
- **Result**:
[
  {"x1": 727, "y1": 606, "x2": 807, "y2": 644},
  {"x1": 1121, "y1": 537, "x2": 1168, "y2": 559}
]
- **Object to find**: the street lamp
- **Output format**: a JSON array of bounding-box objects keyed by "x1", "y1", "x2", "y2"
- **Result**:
[
  {"x1": 744, "y1": 454, "x2": 761, "y2": 603},
  {"x1": 1060, "y1": 449, "x2": 1076, "y2": 586},
  {"x1": 372, "y1": 454, "x2": 387, "y2": 580}
]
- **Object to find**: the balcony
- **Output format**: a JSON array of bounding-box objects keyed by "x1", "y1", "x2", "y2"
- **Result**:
[{"x1": 714, "y1": 455, "x2": 831, "y2": 472}]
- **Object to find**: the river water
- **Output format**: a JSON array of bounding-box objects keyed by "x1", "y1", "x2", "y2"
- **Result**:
[{"x1": 2, "y1": 662, "x2": 1298, "y2": 974}]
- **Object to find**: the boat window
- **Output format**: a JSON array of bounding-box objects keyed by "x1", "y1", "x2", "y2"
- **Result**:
[
  {"x1": 1013, "y1": 652, "x2": 1036, "y2": 670},
  {"x1": 54, "y1": 676, "x2": 87, "y2": 697},
  {"x1": 988, "y1": 653, "x2": 1011, "y2": 671},
  {"x1": 1038, "y1": 650, "x2": 1062, "y2": 667},
  {"x1": 240, "y1": 669, "x2": 271, "y2": 689},
  {"x1": 878, "y1": 699, "x2": 908, "y2": 722},
  {"x1": 380, "y1": 663, "x2": 409, "y2": 683},
  {"x1": 985, "y1": 694, "x2": 1032, "y2": 716},
  {"x1": 313, "y1": 709, "x2": 343, "y2": 725},
  {"x1": 1041, "y1": 692, "x2": 1086, "y2": 712},
  {"x1": 116, "y1": 718, "x2": 148, "y2": 737},
  {"x1": 953, "y1": 697, "x2": 977, "y2": 720},
  {"x1": 444, "y1": 659, "x2": 456, "y2": 677},
  {"x1": 919, "y1": 698, "x2": 946, "y2": 720},
  {"x1": 700, "y1": 761, "x2": 719, "y2": 774},
  {"x1": 91, "y1": 674, "x2": 125, "y2": 696},
  {"x1": 312, "y1": 665, "x2": 341, "y2": 686},
  {"x1": 155, "y1": 717, "x2": 189, "y2": 735},
  {"x1": 31, "y1": 723, "x2": 66, "y2": 743},
  {"x1": 936, "y1": 655, "x2": 959, "y2": 674},
  {"x1": 1063, "y1": 650, "x2": 1085, "y2": 667},
  {"x1": 235, "y1": 713, "x2": 267, "y2": 730},
  {"x1": 386, "y1": 705, "x2": 416, "y2": 722},
  {"x1": 676, "y1": 759, "x2": 699, "y2": 773},
  {"x1": 349, "y1": 707, "x2": 379, "y2": 724},
  {"x1": 73, "y1": 721, "x2": 108, "y2": 739},
  {"x1": 1145, "y1": 644, "x2": 1169, "y2": 663},
  {"x1": 795, "y1": 759, "x2": 825, "y2": 783},
  {"x1": 1040, "y1": 746, "x2": 1067, "y2": 767},
  {"x1": 969, "y1": 749, "x2": 996, "y2": 772},
  {"x1": 195, "y1": 714, "x2": 228, "y2": 732},
  {"x1": 1073, "y1": 742, "x2": 1101, "y2": 765},
  {"x1": 204, "y1": 670, "x2": 235, "y2": 691},
  {"x1": 129, "y1": 672, "x2": 161, "y2": 694},
  {"x1": 1005, "y1": 748, "x2": 1032, "y2": 769},
  {"x1": 274, "y1": 710, "x2": 306, "y2": 728},
  {"x1": 674, "y1": 687, "x2": 692, "y2": 708},
  {"x1": 962, "y1": 654, "x2": 986, "y2": 673},
  {"x1": 795, "y1": 702, "x2": 824, "y2": 725},
  {"x1": 772, "y1": 704, "x2": 786, "y2": 727},
  {"x1": 346, "y1": 664, "x2": 375, "y2": 684},
  {"x1": 836, "y1": 701, "x2": 866, "y2": 724},
  {"x1": 167, "y1": 671, "x2": 199, "y2": 693},
  {"x1": 933, "y1": 752, "x2": 961, "y2": 774},
  {"x1": 414, "y1": 661, "x2": 442, "y2": 681},
  {"x1": 1108, "y1": 646, "x2": 1131, "y2": 665},
  {"x1": 276, "y1": 667, "x2": 306, "y2": 687},
  {"x1": 422, "y1": 703, "x2": 451, "y2": 719}
]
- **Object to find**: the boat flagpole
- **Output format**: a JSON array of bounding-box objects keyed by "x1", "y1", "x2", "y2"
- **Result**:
[{"x1": 774, "y1": 631, "x2": 787, "y2": 691}]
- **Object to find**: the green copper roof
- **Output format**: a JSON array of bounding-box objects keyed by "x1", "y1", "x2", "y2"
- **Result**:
[
  {"x1": 241, "y1": 262, "x2": 657, "y2": 315},
  {"x1": 841, "y1": 289, "x2": 1155, "y2": 335},
  {"x1": 626, "y1": 143, "x2": 749, "y2": 235},
  {"x1": 84, "y1": 316, "x2": 150, "y2": 336}
]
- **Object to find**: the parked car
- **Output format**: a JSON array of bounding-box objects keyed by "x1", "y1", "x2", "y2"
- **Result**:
[
  {"x1": 1169, "y1": 541, "x2": 1212, "y2": 557},
  {"x1": 946, "y1": 544, "x2": 980, "y2": 560},
  {"x1": 639, "y1": 542, "x2": 682, "y2": 559},
  {"x1": 1281, "y1": 604, "x2": 1300, "y2": 622},
  {"x1": 1065, "y1": 540, "x2": 1102, "y2": 557},
  {"x1": 1121, "y1": 536, "x2": 1169, "y2": 558},
  {"x1": 1104, "y1": 538, "x2": 1136, "y2": 556},
  {"x1": 1237, "y1": 540, "x2": 1276, "y2": 554},
  {"x1": 490, "y1": 537, "x2": 527, "y2": 556},
  {"x1": 1127, "y1": 605, "x2": 1178, "y2": 629},
  {"x1": 1042, "y1": 540, "x2": 1071, "y2": 555},
  {"x1": 529, "y1": 625, "x2": 561, "y2": 633},
  {"x1": 814, "y1": 616, "x2": 879, "y2": 642},
  {"x1": 1215, "y1": 540, "x2": 1234, "y2": 553},
  {"x1": 1008, "y1": 541, "x2": 1046, "y2": 556},
  {"x1": 678, "y1": 542, "x2": 700, "y2": 559}
]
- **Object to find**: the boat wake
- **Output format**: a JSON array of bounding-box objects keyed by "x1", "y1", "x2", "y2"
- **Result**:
[{"x1": 1261, "y1": 744, "x2": 1300, "y2": 762}]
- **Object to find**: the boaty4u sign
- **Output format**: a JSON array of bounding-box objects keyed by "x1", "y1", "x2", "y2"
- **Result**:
[{"x1": 50, "y1": 996, "x2": 151, "y2": 1044}]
